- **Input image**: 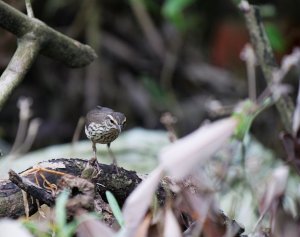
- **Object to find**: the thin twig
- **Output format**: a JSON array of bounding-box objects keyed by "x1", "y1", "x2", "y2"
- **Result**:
[
  {"x1": 17, "y1": 118, "x2": 41, "y2": 154},
  {"x1": 72, "y1": 116, "x2": 85, "y2": 145},
  {"x1": 25, "y1": 0, "x2": 34, "y2": 18},
  {"x1": 129, "y1": 0, "x2": 165, "y2": 58},
  {"x1": 71, "y1": 116, "x2": 85, "y2": 156},
  {"x1": 10, "y1": 97, "x2": 32, "y2": 153},
  {"x1": 160, "y1": 112, "x2": 177, "y2": 142},
  {"x1": 241, "y1": 44, "x2": 256, "y2": 101},
  {"x1": 160, "y1": 35, "x2": 182, "y2": 89}
]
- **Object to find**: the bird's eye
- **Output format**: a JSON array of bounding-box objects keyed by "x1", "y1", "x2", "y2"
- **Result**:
[{"x1": 110, "y1": 119, "x2": 114, "y2": 124}]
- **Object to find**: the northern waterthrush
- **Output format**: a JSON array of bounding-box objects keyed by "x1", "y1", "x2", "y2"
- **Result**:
[{"x1": 85, "y1": 106, "x2": 126, "y2": 165}]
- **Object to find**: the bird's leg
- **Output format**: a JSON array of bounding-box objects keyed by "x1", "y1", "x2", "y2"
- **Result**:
[
  {"x1": 87, "y1": 141, "x2": 100, "y2": 174},
  {"x1": 82, "y1": 141, "x2": 100, "y2": 179},
  {"x1": 90, "y1": 142, "x2": 99, "y2": 166},
  {"x1": 92, "y1": 142, "x2": 97, "y2": 160},
  {"x1": 107, "y1": 143, "x2": 119, "y2": 173}
]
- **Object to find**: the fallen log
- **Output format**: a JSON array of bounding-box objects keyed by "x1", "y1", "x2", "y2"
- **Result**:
[{"x1": 0, "y1": 158, "x2": 144, "y2": 218}]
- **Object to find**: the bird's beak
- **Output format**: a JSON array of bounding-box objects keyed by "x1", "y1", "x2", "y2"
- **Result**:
[{"x1": 117, "y1": 125, "x2": 122, "y2": 133}]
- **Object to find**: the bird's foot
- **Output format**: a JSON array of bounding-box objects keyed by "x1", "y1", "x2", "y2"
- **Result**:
[
  {"x1": 89, "y1": 156, "x2": 99, "y2": 167},
  {"x1": 112, "y1": 160, "x2": 119, "y2": 174},
  {"x1": 81, "y1": 157, "x2": 101, "y2": 180}
]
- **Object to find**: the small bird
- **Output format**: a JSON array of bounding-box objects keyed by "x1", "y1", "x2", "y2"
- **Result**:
[{"x1": 85, "y1": 106, "x2": 126, "y2": 165}]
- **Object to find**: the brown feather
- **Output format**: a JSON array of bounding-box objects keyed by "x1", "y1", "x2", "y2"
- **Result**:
[{"x1": 85, "y1": 106, "x2": 113, "y2": 126}]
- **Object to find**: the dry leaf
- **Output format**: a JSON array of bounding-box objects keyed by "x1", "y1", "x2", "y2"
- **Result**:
[
  {"x1": 159, "y1": 117, "x2": 237, "y2": 180},
  {"x1": 122, "y1": 166, "x2": 164, "y2": 236},
  {"x1": 163, "y1": 208, "x2": 182, "y2": 237},
  {"x1": 260, "y1": 166, "x2": 289, "y2": 214},
  {"x1": 0, "y1": 219, "x2": 33, "y2": 237},
  {"x1": 272, "y1": 206, "x2": 300, "y2": 237},
  {"x1": 77, "y1": 214, "x2": 115, "y2": 237},
  {"x1": 134, "y1": 213, "x2": 152, "y2": 237}
]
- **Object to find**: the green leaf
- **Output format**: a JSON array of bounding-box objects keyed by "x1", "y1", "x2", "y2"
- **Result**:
[
  {"x1": 163, "y1": 0, "x2": 194, "y2": 17},
  {"x1": 62, "y1": 222, "x2": 78, "y2": 237},
  {"x1": 106, "y1": 191, "x2": 125, "y2": 228},
  {"x1": 265, "y1": 23, "x2": 286, "y2": 53},
  {"x1": 22, "y1": 220, "x2": 50, "y2": 237},
  {"x1": 233, "y1": 98, "x2": 273, "y2": 141},
  {"x1": 55, "y1": 190, "x2": 70, "y2": 230},
  {"x1": 162, "y1": 0, "x2": 195, "y2": 30},
  {"x1": 54, "y1": 190, "x2": 79, "y2": 237},
  {"x1": 233, "y1": 110, "x2": 254, "y2": 141}
]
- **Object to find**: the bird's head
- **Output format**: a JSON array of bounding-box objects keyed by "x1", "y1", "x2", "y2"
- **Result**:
[{"x1": 105, "y1": 112, "x2": 126, "y2": 133}]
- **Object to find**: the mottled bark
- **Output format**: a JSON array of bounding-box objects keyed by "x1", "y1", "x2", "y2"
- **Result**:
[
  {"x1": 0, "y1": 158, "x2": 149, "y2": 218},
  {"x1": 0, "y1": 1, "x2": 97, "y2": 108},
  {"x1": 241, "y1": 1, "x2": 294, "y2": 132}
]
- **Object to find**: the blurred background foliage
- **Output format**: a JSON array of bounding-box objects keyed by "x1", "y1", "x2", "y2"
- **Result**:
[{"x1": 0, "y1": 0, "x2": 299, "y2": 155}]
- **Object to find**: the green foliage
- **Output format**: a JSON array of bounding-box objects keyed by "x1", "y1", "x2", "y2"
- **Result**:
[
  {"x1": 162, "y1": 0, "x2": 195, "y2": 30},
  {"x1": 22, "y1": 190, "x2": 78, "y2": 237},
  {"x1": 265, "y1": 23, "x2": 286, "y2": 53},
  {"x1": 23, "y1": 220, "x2": 51, "y2": 237},
  {"x1": 44, "y1": 0, "x2": 80, "y2": 16},
  {"x1": 106, "y1": 191, "x2": 125, "y2": 228},
  {"x1": 259, "y1": 4, "x2": 286, "y2": 53},
  {"x1": 233, "y1": 98, "x2": 273, "y2": 141},
  {"x1": 231, "y1": 0, "x2": 242, "y2": 4},
  {"x1": 141, "y1": 76, "x2": 173, "y2": 109},
  {"x1": 260, "y1": 4, "x2": 276, "y2": 18},
  {"x1": 54, "y1": 190, "x2": 78, "y2": 237},
  {"x1": 233, "y1": 100, "x2": 255, "y2": 141}
]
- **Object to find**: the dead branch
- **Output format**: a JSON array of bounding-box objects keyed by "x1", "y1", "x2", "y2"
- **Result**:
[
  {"x1": 240, "y1": 1, "x2": 294, "y2": 132},
  {"x1": 0, "y1": 158, "x2": 146, "y2": 218},
  {"x1": 0, "y1": 1, "x2": 97, "y2": 108},
  {"x1": 8, "y1": 169, "x2": 54, "y2": 206}
]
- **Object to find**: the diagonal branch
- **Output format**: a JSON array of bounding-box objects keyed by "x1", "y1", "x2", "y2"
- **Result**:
[
  {"x1": 0, "y1": 34, "x2": 40, "y2": 108},
  {"x1": 240, "y1": 1, "x2": 294, "y2": 133}
]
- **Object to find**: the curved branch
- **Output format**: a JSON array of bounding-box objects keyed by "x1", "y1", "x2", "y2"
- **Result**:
[
  {"x1": 0, "y1": 1, "x2": 98, "y2": 108},
  {"x1": 0, "y1": 1, "x2": 32, "y2": 36},
  {"x1": 0, "y1": 1, "x2": 97, "y2": 67},
  {"x1": 0, "y1": 34, "x2": 40, "y2": 108}
]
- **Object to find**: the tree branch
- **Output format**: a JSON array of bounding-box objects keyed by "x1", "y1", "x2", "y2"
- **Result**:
[
  {"x1": 25, "y1": 0, "x2": 34, "y2": 18},
  {"x1": 240, "y1": 1, "x2": 294, "y2": 133},
  {"x1": 9, "y1": 169, "x2": 54, "y2": 206},
  {"x1": 0, "y1": 1, "x2": 98, "y2": 108},
  {"x1": 0, "y1": 34, "x2": 40, "y2": 108},
  {"x1": 0, "y1": 1, "x2": 97, "y2": 67}
]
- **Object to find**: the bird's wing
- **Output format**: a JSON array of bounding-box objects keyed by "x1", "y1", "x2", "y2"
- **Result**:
[
  {"x1": 96, "y1": 106, "x2": 114, "y2": 113},
  {"x1": 86, "y1": 106, "x2": 113, "y2": 125}
]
